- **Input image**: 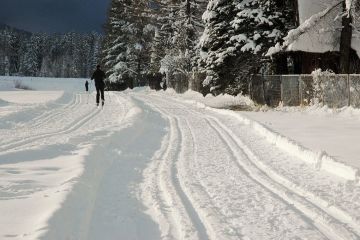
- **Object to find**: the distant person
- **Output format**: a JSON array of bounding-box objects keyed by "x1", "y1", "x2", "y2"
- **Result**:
[
  {"x1": 85, "y1": 80, "x2": 89, "y2": 92},
  {"x1": 91, "y1": 65, "x2": 106, "y2": 106}
]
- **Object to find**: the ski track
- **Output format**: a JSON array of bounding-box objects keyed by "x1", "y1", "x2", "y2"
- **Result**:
[
  {"x1": 0, "y1": 91, "x2": 134, "y2": 239},
  {"x1": 1, "y1": 89, "x2": 360, "y2": 240},
  {"x1": 162, "y1": 93, "x2": 360, "y2": 234},
  {"x1": 0, "y1": 93, "x2": 108, "y2": 154},
  {"x1": 135, "y1": 92, "x2": 360, "y2": 240}
]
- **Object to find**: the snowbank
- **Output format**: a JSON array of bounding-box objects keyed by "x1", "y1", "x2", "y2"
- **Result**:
[
  {"x1": 163, "y1": 88, "x2": 255, "y2": 109},
  {"x1": 228, "y1": 110, "x2": 359, "y2": 181},
  {"x1": 0, "y1": 98, "x2": 10, "y2": 107}
]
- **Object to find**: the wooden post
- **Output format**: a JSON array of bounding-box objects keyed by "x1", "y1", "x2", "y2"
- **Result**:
[{"x1": 340, "y1": 2, "x2": 352, "y2": 74}]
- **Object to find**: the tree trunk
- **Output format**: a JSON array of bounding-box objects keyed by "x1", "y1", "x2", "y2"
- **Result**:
[
  {"x1": 291, "y1": 0, "x2": 302, "y2": 74},
  {"x1": 340, "y1": 2, "x2": 352, "y2": 74},
  {"x1": 293, "y1": 0, "x2": 300, "y2": 26}
]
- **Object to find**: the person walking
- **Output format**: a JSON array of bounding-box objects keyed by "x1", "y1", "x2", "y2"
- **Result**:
[
  {"x1": 85, "y1": 80, "x2": 89, "y2": 92},
  {"x1": 91, "y1": 65, "x2": 106, "y2": 106}
]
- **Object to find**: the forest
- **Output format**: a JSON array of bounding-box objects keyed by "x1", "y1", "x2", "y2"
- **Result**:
[
  {"x1": 102, "y1": 0, "x2": 360, "y2": 95},
  {"x1": 0, "y1": 24, "x2": 102, "y2": 78},
  {"x1": 2, "y1": 1, "x2": 360, "y2": 96}
]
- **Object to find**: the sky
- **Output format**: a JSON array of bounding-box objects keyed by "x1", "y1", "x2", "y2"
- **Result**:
[{"x1": 0, "y1": 0, "x2": 112, "y2": 33}]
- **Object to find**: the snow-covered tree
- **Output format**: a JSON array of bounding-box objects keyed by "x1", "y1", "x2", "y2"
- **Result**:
[
  {"x1": 199, "y1": 0, "x2": 288, "y2": 95},
  {"x1": 103, "y1": 0, "x2": 155, "y2": 86},
  {"x1": 20, "y1": 34, "x2": 42, "y2": 76},
  {"x1": 157, "y1": 0, "x2": 207, "y2": 76},
  {"x1": 0, "y1": 24, "x2": 103, "y2": 77},
  {"x1": 149, "y1": 0, "x2": 177, "y2": 75}
]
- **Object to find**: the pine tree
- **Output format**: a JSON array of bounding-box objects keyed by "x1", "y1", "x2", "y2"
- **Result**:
[
  {"x1": 0, "y1": 25, "x2": 103, "y2": 77},
  {"x1": 199, "y1": 0, "x2": 288, "y2": 95},
  {"x1": 20, "y1": 34, "x2": 42, "y2": 76},
  {"x1": 158, "y1": 0, "x2": 207, "y2": 75},
  {"x1": 103, "y1": 0, "x2": 152, "y2": 86},
  {"x1": 149, "y1": 0, "x2": 176, "y2": 75},
  {"x1": 198, "y1": 0, "x2": 235, "y2": 94}
]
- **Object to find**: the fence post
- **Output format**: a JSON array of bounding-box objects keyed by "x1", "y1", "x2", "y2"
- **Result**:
[
  {"x1": 348, "y1": 74, "x2": 351, "y2": 107},
  {"x1": 298, "y1": 75, "x2": 302, "y2": 106},
  {"x1": 262, "y1": 75, "x2": 266, "y2": 105},
  {"x1": 280, "y1": 75, "x2": 283, "y2": 104},
  {"x1": 249, "y1": 75, "x2": 252, "y2": 100}
]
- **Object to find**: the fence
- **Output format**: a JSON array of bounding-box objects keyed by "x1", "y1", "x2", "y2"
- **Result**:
[
  {"x1": 167, "y1": 73, "x2": 190, "y2": 94},
  {"x1": 250, "y1": 74, "x2": 360, "y2": 108}
]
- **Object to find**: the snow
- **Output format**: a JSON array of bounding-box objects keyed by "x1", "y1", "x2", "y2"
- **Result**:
[
  {"x1": 161, "y1": 88, "x2": 360, "y2": 179},
  {"x1": 267, "y1": 0, "x2": 342, "y2": 56},
  {"x1": 0, "y1": 91, "x2": 63, "y2": 104},
  {"x1": 0, "y1": 148, "x2": 91, "y2": 239},
  {"x1": 137, "y1": 89, "x2": 360, "y2": 240},
  {"x1": 1, "y1": 78, "x2": 360, "y2": 240},
  {"x1": 0, "y1": 76, "x2": 86, "y2": 92},
  {"x1": 267, "y1": 0, "x2": 360, "y2": 58},
  {"x1": 243, "y1": 106, "x2": 360, "y2": 170},
  {"x1": 162, "y1": 88, "x2": 255, "y2": 109},
  {"x1": 346, "y1": 0, "x2": 353, "y2": 14}
]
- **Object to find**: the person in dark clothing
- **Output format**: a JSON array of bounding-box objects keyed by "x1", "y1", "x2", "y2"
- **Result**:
[
  {"x1": 85, "y1": 80, "x2": 89, "y2": 92},
  {"x1": 91, "y1": 65, "x2": 106, "y2": 106}
]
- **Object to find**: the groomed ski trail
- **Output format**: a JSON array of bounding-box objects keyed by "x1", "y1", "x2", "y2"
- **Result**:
[
  {"x1": 1, "y1": 89, "x2": 360, "y2": 240},
  {"x1": 135, "y1": 92, "x2": 360, "y2": 240},
  {"x1": 0, "y1": 91, "x2": 153, "y2": 239}
]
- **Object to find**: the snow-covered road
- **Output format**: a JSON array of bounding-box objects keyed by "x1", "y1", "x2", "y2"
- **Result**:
[{"x1": 0, "y1": 89, "x2": 359, "y2": 240}]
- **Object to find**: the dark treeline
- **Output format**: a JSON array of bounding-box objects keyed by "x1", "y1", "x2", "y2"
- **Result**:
[
  {"x1": 0, "y1": 24, "x2": 103, "y2": 78},
  {"x1": 102, "y1": 0, "x2": 296, "y2": 95}
]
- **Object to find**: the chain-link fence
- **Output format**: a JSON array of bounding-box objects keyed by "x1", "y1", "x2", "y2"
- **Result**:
[
  {"x1": 167, "y1": 72, "x2": 190, "y2": 94},
  {"x1": 250, "y1": 75, "x2": 282, "y2": 107},
  {"x1": 250, "y1": 74, "x2": 360, "y2": 108}
]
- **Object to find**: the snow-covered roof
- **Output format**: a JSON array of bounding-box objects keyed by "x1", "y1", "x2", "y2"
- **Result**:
[
  {"x1": 287, "y1": 0, "x2": 342, "y2": 53},
  {"x1": 268, "y1": 0, "x2": 360, "y2": 57}
]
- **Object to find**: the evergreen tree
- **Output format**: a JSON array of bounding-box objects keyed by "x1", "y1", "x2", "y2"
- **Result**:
[
  {"x1": 199, "y1": 0, "x2": 288, "y2": 95},
  {"x1": 156, "y1": 0, "x2": 207, "y2": 75},
  {"x1": 198, "y1": 0, "x2": 235, "y2": 94},
  {"x1": 149, "y1": 0, "x2": 177, "y2": 75},
  {"x1": 103, "y1": 0, "x2": 155, "y2": 86},
  {"x1": 0, "y1": 25, "x2": 103, "y2": 78},
  {"x1": 20, "y1": 34, "x2": 42, "y2": 76}
]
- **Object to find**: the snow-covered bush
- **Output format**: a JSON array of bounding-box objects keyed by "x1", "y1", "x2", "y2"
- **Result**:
[
  {"x1": 13, "y1": 80, "x2": 32, "y2": 90},
  {"x1": 311, "y1": 68, "x2": 335, "y2": 105}
]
